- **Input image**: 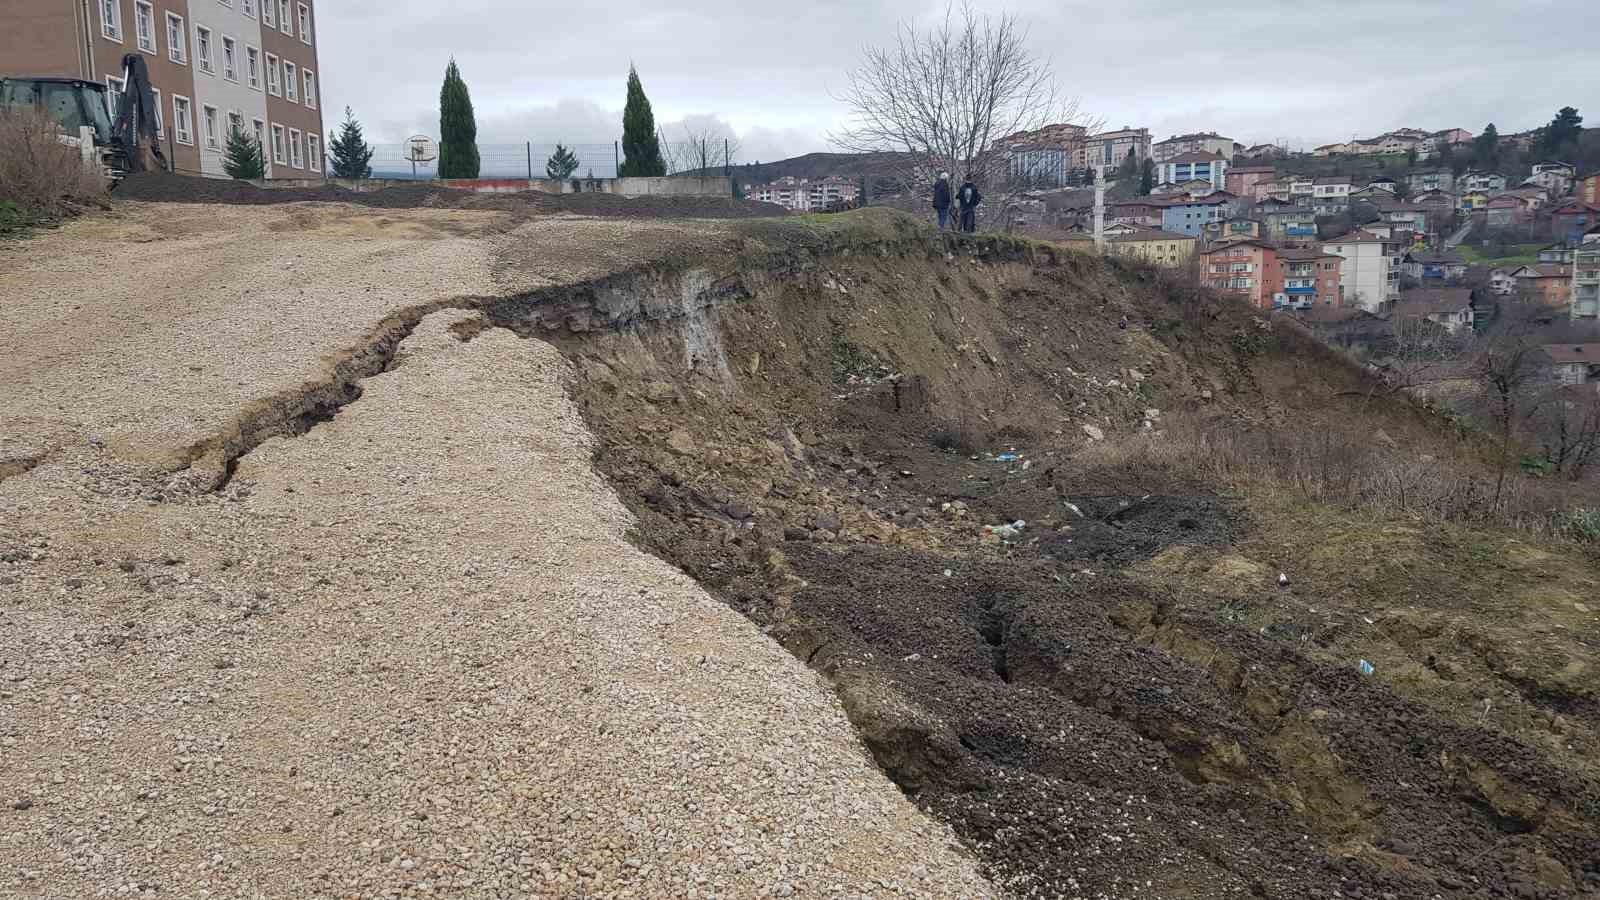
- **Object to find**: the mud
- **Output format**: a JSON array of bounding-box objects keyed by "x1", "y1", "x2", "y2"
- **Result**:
[
  {"x1": 532, "y1": 218, "x2": 1600, "y2": 898},
  {"x1": 113, "y1": 172, "x2": 787, "y2": 219}
]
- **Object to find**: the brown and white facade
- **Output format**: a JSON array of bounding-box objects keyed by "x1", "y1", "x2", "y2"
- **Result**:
[{"x1": 1, "y1": 0, "x2": 324, "y2": 178}]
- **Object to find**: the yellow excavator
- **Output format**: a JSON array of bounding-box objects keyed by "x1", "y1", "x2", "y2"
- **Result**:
[{"x1": 0, "y1": 54, "x2": 166, "y2": 180}]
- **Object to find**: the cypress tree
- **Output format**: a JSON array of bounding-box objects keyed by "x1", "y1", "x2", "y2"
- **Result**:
[
  {"x1": 618, "y1": 65, "x2": 665, "y2": 177},
  {"x1": 328, "y1": 106, "x2": 374, "y2": 179},
  {"x1": 438, "y1": 58, "x2": 480, "y2": 178}
]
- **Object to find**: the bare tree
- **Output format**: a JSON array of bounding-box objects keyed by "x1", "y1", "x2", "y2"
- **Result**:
[
  {"x1": 665, "y1": 126, "x2": 741, "y2": 176},
  {"x1": 830, "y1": 2, "x2": 1086, "y2": 230},
  {"x1": 1459, "y1": 303, "x2": 1557, "y2": 510}
]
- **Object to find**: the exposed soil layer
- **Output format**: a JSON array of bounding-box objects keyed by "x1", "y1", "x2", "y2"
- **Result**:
[
  {"x1": 530, "y1": 215, "x2": 1600, "y2": 898},
  {"x1": 112, "y1": 171, "x2": 788, "y2": 218}
]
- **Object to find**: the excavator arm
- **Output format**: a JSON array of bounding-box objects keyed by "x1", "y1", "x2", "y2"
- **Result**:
[{"x1": 109, "y1": 53, "x2": 166, "y2": 174}]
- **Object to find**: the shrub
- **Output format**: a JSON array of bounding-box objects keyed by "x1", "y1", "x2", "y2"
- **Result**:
[{"x1": 0, "y1": 107, "x2": 105, "y2": 224}]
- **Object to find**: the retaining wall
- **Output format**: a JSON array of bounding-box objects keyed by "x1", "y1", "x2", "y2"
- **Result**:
[{"x1": 258, "y1": 175, "x2": 734, "y2": 198}]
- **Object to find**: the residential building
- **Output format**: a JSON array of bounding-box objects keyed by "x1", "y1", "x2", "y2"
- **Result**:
[
  {"x1": 1107, "y1": 199, "x2": 1166, "y2": 229},
  {"x1": 1486, "y1": 194, "x2": 1535, "y2": 227},
  {"x1": 1349, "y1": 177, "x2": 1398, "y2": 202},
  {"x1": 1488, "y1": 267, "x2": 1517, "y2": 296},
  {"x1": 1407, "y1": 169, "x2": 1455, "y2": 194},
  {"x1": 1006, "y1": 122, "x2": 1088, "y2": 188},
  {"x1": 1376, "y1": 200, "x2": 1429, "y2": 236},
  {"x1": 1401, "y1": 250, "x2": 1466, "y2": 282},
  {"x1": 1159, "y1": 195, "x2": 1228, "y2": 236},
  {"x1": 1573, "y1": 231, "x2": 1600, "y2": 320},
  {"x1": 1459, "y1": 191, "x2": 1490, "y2": 212},
  {"x1": 1079, "y1": 127, "x2": 1151, "y2": 175},
  {"x1": 1459, "y1": 171, "x2": 1507, "y2": 193},
  {"x1": 1242, "y1": 143, "x2": 1283, "y2": 158},
  {"x1": 1203, "y1": 217, "x2": 1263, "y2": 244},
  {"x1": 1312, "y1": 175, "x2": 1353, "y2": 208},
  {"x1": 1290, "y1": 177, "x2": 1315, "y2": 205},
  {"x1": 1580, "y1": 174, "x2": 1600, "y2": 206},
  {"x1": 806, "y1": 177, "x2": 860, "y2": 210},
  {"x1": 1273, "y1": 247, "x2": 1342, "y2": 308},
  {"x1": 1550, "y1": 201, "x2": 1600, "y2": 243},
  {"x1": 1526, "y1": 162, "x2": 1575, "y2": 195},
  {"x1": 1155, "y1": 151, "x2": 1228, "y2": 191},
  {"x1": 1510, "y1": 263, "x2": 1574, "y2": 305},
  {"x1": 1538, "y1": 243, "x2": 1576, "y2": 264},
  {"x1": 1541, "y1": 344, "x2": 1600, "y2": 384},
  {"x1": 746, "y1": 176, "x2": 859, "y2": 212},
  {"x1": 185, "y1": 0, "x2": 274, "y2": 177},
  {"x1": 1225, "y1": 165, "x2": 1276, "y2": 198},
  {"x1": 1430, "y1": 128, "x2": 1473, "y2": 147},
  {"x1": 1152, "y1": 131, "x2": 1236, "y2": 163},
  {"x1": 1391, "y1": 288, "x2": 1474, "y2": 334},
  {"x1": 1294, "y1": 305, "x2": 1391, "y2": 353},
  {"x1": 1, "y1": 0, "x2": 204, "y2": 174},
  {"x1": 1262, "y1": 207, "x2": 1318, "y2": 243},
  {"x1": 1313, "y1": 142, "x2": 1352, "y2": 157},
  {"x1": 1202, "y1": 240, "x2": 1278, "y2": 309},
  {"x1": 1323, "y1": 229, "x2": 1402, "y2": 311},
  {"x1": 1101, "y1": 228, "x2": 1198, "y2": 268}
]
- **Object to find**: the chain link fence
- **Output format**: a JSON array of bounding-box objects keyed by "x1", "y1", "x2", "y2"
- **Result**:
[{"x1": 369, "y1": 141, "x2": 751, "y2": 180}]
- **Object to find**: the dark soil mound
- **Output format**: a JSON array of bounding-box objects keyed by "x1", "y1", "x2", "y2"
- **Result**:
[{"x1": 112, "y1": 172, "x2": 787, "y2": 219}]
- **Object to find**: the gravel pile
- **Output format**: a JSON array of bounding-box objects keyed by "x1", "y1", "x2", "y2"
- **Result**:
[{"x1": 0, "y1": 204, "x2": 992, "y2": 897}]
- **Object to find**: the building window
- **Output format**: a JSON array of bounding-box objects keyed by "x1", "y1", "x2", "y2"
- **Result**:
[
  {"x1": 306, "y1": 133, "x2": 319, "y2": 172},
  {"x1": 261, "y1": 0, "x2": 272, "y2": 25},
  {"x1": 134, "y1": 1, "x2": 155, "y2": 52},
  {"x1": 302, "y1": 70, "x2": 315, "y2": 109},
  {"x1": 105, "y1": 75, "x2": 126, "y2": 119},
  {"x1": 202, "y1": 104, "x2": 219, "y2": 149},
  {"x1": 165, "y1": 13, "x2": 186, "y2": 63},
  {"x1": 270, "y1": 124, "x2": 286, "y2": 165},
  {"x1": 243, "y1": 0, "x2": 255, "y2": 15},
  {"x1": 289, "y1": 128, "x2": 303, "y2": 168},
  {"x1": 297, "y1": 2, "x2": 311, "y2": 42},
  {"x1": 265, "y1": 53, "x2": 280, "y2": 95},
  {"x1": 151, "y1": 88, "x2": 163, "y2": 137},
  {"x1": 246, "y1": 46, "x2": 260, "y2": 89},
  {"x1": 195, "y1": 25, "x2": 213, "y2": 74},
  {"x1": 221, "y1": 36, "x2": 237, "y2": 81},
  {"x1": 252, "y1": 119, "x2": 266, "y2": 168},
  {"x1": 171, "y1": 94, "x2": 193, "y2": 145},
  {"x1": 283, "y1": 62, "x2": 297, "y2": 101},
  {"x1": 227, "y1": 110, "x2": 244, "y2": 140},
  {"x1": 101, "y1": 0, "x2": 123, "y2": 40},
  {"x1": 278, "y1": 0, "x2": 291, "y2": 32}
]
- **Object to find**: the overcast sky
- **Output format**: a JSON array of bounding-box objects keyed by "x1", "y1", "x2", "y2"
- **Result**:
[{"x1": 318, "y1": 0, "x2": 1598, "y2": 161}]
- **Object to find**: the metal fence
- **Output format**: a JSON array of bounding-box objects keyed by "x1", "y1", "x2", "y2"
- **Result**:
[{"x1": 369, "y1": 141, "x2": 752, "y2": 180}]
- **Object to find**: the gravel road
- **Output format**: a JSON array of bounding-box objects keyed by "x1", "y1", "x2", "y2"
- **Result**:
[{"x1": 0, "y1": 202, "x2": 992, "y2": 897}]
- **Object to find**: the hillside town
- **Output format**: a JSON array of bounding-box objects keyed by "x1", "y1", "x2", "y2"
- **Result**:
[{"x1": 978, "y1": 117, "x2": 1600, "y2": 378}]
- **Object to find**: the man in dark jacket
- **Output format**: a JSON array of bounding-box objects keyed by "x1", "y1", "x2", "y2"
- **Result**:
[
  {"x1": 931, "y1": 172, "x2": 952, "y2": 230},
  {"x1": 957, "y1": 179, "x2": 982, "y2": 233}
]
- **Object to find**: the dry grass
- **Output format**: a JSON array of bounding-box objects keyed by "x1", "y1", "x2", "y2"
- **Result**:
[
  {"x1": 1079, "y1": 412, "x2": 1600, "y2": 543},
  {"x1": 0, "y1": 107, "x2": 107, "y2": 227}
]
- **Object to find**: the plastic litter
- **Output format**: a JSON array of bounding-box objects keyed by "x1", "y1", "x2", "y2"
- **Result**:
[
  {"x1": 984, "y1": 520, "x2": 1027, "y2": 540},
  {"x1": 1064, "y1": 502, "x2": 1084, "y2": 518},
  {"x1": 993, "y1": 452, "x2": 1023, "y2": 463},
  {"x1": 1357, "y1": 659, "x2": 1375, "y2": 676}
]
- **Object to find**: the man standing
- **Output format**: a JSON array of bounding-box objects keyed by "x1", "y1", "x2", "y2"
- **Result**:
[
  {"x1": 932, "y1": 172, "x2": 952, "y2": 230},
  {"x1": 957, "y1": 178, "x2": 982, "y2": 233}
]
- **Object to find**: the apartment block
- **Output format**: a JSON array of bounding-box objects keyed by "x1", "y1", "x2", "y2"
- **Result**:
[
  {"x1": 0, "y1": 0, "x2": 323, "y2": 178},
  {"x1": 1077, "y1": 127, "x2": 1150, "y2": 175},
  {"x1": 1152, "y1": 131, "x2": 1236, "y2": 163}
]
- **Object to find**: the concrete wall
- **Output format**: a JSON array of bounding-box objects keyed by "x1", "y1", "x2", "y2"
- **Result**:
[{"x1": 259, "y1": 175, "x2": 735, "y2": 198}]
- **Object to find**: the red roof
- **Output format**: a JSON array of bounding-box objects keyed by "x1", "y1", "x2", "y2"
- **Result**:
[{"x1": 1392, "y1": 289, "x2": 1472, "y2": 317}]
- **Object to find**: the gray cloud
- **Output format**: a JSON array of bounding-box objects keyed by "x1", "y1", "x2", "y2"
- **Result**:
[{"x1": 319, "y1": 0, "x2": 1599, "y2": 160}]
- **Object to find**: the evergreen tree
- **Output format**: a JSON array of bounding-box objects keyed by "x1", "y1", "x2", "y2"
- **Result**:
[
  {"x1": 1474, "y1": 123, "x2": 1499, "y2": 169},
  {"x1": 438, "y1": 58, "x2": 480, "y2": 178},
  {"x1": 546, "y1": 143, "x2": 579, "y2": 179},
  {"x1": 328, "y1": 106, "x2": 374, "y2": 179},
  {"x1": 222, "y1": 128, "x2": 265, "y2": 179},
  {"x1": 618, "y1": 65, "x2": 665, "y2": 177},
  {"x1": 1138, "y1": 158, "x2": 1155, "y2": 196},
  {"x1": 1540, "y1": 106, "x2": 1583, "y2": 158}
]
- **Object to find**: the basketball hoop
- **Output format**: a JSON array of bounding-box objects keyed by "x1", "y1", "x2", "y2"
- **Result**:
[{"x1": 405, "y1": 134, "x2": 437, "y2": 178}]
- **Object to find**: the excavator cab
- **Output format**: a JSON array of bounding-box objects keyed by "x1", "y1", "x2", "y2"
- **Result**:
[{"x1": 0, "y1": 76, "x2": 125, "y2": 176}]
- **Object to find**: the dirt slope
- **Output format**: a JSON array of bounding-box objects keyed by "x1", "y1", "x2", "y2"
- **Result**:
[
  {"x1": 517, "y1": 211, "x2": 1600, "y2": 898},
  {"x1": 0, "y1": 202, "x2": 992, "y2": 897}
]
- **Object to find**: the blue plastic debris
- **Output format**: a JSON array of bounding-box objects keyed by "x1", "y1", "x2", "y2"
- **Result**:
[{"x1": 1357, "y1": 659, "x2": 1375, "y2": 676}]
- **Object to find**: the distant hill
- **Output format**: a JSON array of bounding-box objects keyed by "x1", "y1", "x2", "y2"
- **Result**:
[{"x1": 689, "y1": 151, "x2": 908, "y2": 182}]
